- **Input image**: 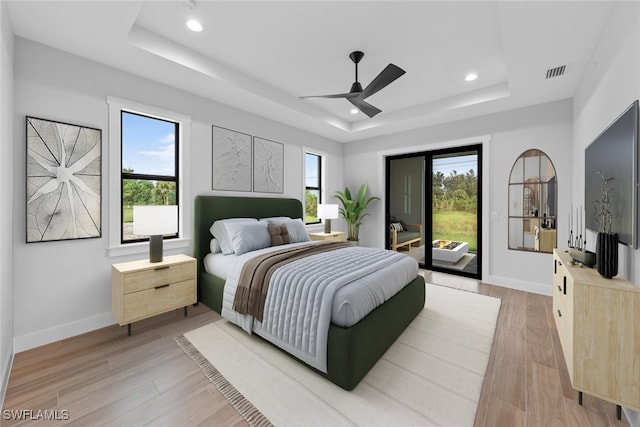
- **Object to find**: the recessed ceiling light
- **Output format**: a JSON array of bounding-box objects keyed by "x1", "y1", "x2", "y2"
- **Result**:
[
  {"x1": 187, "y1": 19, "x2": 203, "y2": 32},
  {"x1": 350, "y1": 108, "x2": 359, "y2": 115},
  {"x1": 465, "y1": 73, "x2": 478, "y2": 82}
]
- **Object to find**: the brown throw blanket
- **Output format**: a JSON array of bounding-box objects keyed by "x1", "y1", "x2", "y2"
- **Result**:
[{"x1": 232, "y1": 241, "x2": 352, "y2": 321}]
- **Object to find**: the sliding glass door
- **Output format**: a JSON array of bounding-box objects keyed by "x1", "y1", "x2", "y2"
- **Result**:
[
  {"x1": 386, "y1": 145, "x2": 482, "y2": 279},
  {"x1": 429, "y1": 146, "x2": 481, "y2": 278}
]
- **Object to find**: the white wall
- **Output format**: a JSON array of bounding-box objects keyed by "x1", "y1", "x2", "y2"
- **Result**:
[
  {"x1": 572, "y1": 2, "x2": 640, "y2": 425},
  {"x1": 12, "y1": 38, "x2": 343, "y2": 351},
  {"x1": 0, "y1": 0, "x2": 15, "y2": 405},
  {"x1": 343, "y1": 99, "x2": 573, "y2": 295}
]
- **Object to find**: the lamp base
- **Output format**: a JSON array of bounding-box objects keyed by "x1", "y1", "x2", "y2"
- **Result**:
[
  {"x1": 149, "y1": 235, "x2": 163, "y2": 263},
  {"x1": 324, "y1": 219, "x2": 332, "y2": 234}
]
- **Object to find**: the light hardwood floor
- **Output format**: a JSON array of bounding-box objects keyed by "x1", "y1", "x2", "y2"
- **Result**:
[{"x1": 1, "y1": 272, "x2": 630, "y2": 427}]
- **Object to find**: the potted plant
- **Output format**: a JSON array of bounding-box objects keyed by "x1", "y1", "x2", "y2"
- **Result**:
[
  {"x1": 593, "y1": 169, "x2": 618, "y2": 278},
  {"x1": 334, "y1": 184, "x2": 380, "y2": 242}
]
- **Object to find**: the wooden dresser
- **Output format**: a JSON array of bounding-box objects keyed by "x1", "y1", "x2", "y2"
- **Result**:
[
  {"x1": 112, "y1": 254, "x2": 197, "y2": 335},
  {"x1": 552, "y1": 249, "x2": 640, "y2": 418}
]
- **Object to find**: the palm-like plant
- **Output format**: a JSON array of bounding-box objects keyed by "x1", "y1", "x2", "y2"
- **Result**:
[{"x1": 334, "y1": 184, "x2": 380, "y2": 241}]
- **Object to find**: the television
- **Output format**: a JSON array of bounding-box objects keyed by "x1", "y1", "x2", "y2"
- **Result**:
[{"x1": 585, "y1": 100, "x2": 639, "y2": 248}]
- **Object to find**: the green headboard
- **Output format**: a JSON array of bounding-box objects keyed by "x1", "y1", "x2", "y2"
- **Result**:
[{"x1": 192, "y1": 195, "x2": 303, "y2": 297}]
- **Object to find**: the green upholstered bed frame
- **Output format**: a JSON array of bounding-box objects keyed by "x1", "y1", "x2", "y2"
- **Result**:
[{"x1": 193, "y1": 195, "x2": 425, "y2": 390}]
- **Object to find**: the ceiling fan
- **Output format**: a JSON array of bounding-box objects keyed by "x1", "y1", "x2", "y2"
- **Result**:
[{"x1": 300, "y1": 51, "x2": 406, "y2": 118}]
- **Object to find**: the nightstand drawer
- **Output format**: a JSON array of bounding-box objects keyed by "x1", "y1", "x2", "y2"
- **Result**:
[
  {"x1": 123, "y1": 262, "x2": 194, "y2": 294},
  {"x1": 123, "y1": 279, "x2": 196, "y2": 323},
  {"x1": 309, "y1": 231, "x2": 346, "y2": 242}
]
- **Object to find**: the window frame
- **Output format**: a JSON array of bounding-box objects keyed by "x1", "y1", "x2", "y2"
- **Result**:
[
  {"x1": 304, "y1": 150, "x2": 324, "y2": 226},
  {"x1": 120, "y1": 111, "x2": 180, "y2": 244},
  {"x1": 107, "y1": 97, "x2": 191, "y2": 257}
]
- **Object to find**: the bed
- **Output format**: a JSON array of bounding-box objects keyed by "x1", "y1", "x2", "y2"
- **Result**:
[{"x1": 193, "y1": 195, "x2": 425, "y2": 390}]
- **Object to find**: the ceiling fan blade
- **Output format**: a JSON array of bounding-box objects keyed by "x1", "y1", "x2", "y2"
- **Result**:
[
  {"x1": 300, "y1": 92, "x2": 360, "y2": 100},
  {"x1": 348, "y1": 97, "x2": 382, "y2": 118},
  {"x1": 358, "y1": 63, "x2": 406, "y2": 100}
]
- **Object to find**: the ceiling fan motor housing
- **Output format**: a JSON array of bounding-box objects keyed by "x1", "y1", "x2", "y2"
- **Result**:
[{"x1": 350, "y1": 82, "x2": 363, "y2": 93}]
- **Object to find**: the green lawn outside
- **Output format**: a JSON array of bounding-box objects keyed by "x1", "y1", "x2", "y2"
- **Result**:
[
  {"x1": 432, "y1": 210, "x2": 478, "y2": 252},
  {"x1": 123, "y1": 206, "x2": 133, "y2": 223}
]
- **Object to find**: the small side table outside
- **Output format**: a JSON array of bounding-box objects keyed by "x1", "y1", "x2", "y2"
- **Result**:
[
  {"x1": 309, "y1": 231, "x2": 347, "y2": 242},
  {"x1": 112, "y1": 254, "x2": 197, "y2": 336}
]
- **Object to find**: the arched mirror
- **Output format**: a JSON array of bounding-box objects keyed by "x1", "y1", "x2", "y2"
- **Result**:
[{"x1": 508, "y1": 149, "x2": 557, "y2": 252}]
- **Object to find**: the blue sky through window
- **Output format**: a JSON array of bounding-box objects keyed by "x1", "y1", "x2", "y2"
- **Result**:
[
  {"x1": 122, "y1": 112, "x2": 176, "y2": 176},
  {"x1": 305, "y1": 153, "x2": 319, "y2": 187}
]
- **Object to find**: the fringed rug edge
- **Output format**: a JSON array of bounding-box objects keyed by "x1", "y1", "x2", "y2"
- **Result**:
[{"x1": 175, "y1": 335, "x2": 274, "y2": 427}]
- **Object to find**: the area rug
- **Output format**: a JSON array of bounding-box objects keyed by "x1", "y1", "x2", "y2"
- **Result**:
[{"x1": 176, "y1": 284, "x2": 501, "y2": 427}]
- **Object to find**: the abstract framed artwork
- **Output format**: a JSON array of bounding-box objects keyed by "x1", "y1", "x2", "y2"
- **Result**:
[
  {"x1": 212, "y1": 125, "x2": 252, "y2": 191},
  {"x1": 26, "y1": 116, "x2": 102, "y2": 243},
  {"x1": 253, "y1": 136, "x2": 284, "y2": 193}
]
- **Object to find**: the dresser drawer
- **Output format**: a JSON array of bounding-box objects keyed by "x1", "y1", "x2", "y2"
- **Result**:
[
  {"x1": 123, "y1": 279, "x2": 196, "y2": 323},
  {"x1": 123, "y1": 262, "x2": 194, "y2": 294}
]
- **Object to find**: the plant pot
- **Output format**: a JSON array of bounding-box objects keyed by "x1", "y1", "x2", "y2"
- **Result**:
[
  {"x1": 596, "y1": 232, "x2": 618, "y2": 278},
  {"x1": 347, "y1": 239, "x2": 359, "y2": 246}
]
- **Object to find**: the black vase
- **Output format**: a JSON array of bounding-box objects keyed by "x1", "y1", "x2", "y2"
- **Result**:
[{"x1": 596, "y1": 232, "x2": 618, "y2": 278}]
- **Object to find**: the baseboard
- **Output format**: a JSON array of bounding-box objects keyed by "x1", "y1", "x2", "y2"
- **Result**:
[
  {"x1": 0, "y1": 343, "x2": 14, "y2": 409},
  {"x1": 485, "y1": 274, "x2": 552, "y2": 296},
  {"x1": 14, "y1": 312, "x2": 115, "y2": 353}
]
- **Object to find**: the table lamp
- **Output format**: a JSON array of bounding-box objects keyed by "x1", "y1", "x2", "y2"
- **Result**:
[
  {"x1": 317, "y1": 203, "x2": 339, "y2": 234},
  {"x1": 133, "y1": 205, "x2": 178, "y2": 263}
]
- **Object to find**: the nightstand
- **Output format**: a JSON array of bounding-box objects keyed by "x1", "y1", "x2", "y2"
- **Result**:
[
  {"x1": 309, "y1": 231, "x2": 346, "y2": 242},
  {"x1": 112, "y1": 254, "x2": 197, "y2": 335}
]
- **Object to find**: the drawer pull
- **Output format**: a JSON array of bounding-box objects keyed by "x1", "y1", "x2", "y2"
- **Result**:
[
  {"x1": 557, "y1": 309, "x2": 562, "y2": 317},
  {"x1": 554, "y1": 260, "x2": 557, "y2": 274},
  {"x1": 154, "y1": 284, "x2": 170, "y2": 290},
  {"x1": 154, "y1": 266, "x2": 170, "y2": 271},
  {"x1": 563, "y1": 277, "x2": 567, "y2": 295},
  {"x1": 557, "y1": 285, "x2": 562, "y2": 292}
]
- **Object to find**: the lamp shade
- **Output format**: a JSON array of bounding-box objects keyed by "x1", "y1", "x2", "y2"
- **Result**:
[
  {"x1": 317, "y1": 203, "x2": 339, "y2": 220},
  {"x1": 133, "y1": 205, "x2": 178, "y2": 236}
]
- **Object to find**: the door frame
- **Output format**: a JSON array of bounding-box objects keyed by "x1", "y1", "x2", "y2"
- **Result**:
[{"x1": 385, "y1": 144, "x2": 482, "y2": 280}]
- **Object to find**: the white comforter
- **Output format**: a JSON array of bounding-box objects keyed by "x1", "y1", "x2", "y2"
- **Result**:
[{"x1": 221, "y1": 242, "x2": 418, "y2": 373}]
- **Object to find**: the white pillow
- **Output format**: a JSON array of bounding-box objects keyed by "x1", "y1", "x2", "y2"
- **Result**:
[
  {"x1": 224, "y1": 221, "x2": 271, "y2": 255},
  {"x1": 210, "y1": 238, "x2": 221, "y2": 254},
  {"x1": 265, "y1": 217, "x2": 310, "y2": 243},
  {"x1": 210, "y1": 218, "x2": 257, "y2": 255}
]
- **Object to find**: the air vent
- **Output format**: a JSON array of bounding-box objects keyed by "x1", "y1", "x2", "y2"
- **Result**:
[{"x1": 546, "y1": 65, "x2": 566, "y2": 79}]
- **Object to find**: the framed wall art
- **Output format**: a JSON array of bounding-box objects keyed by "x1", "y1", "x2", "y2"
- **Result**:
[
  {"x1": 212, "y1": 125, "x2": 252, "y2": 192},
  {"x1": 26, "y1": 116, "x2": 102, "y2": 243},
  {"x1": 253, "y1": 137, "x2": 284, "y2": 193}
]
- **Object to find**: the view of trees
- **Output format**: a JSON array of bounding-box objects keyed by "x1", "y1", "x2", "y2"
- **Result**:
[
  {"x1": 122, "y1": 168, "x2": 176, "y2": 222},
  {"x1": 432, "y1": 169, "x2": 478, "y2": 213},
  {"x1": 432, "y1": 168, "x2": 478, "y2": 252},
  {"x1": 305, "y1": 190, "x2": 318, "y2": 222}
]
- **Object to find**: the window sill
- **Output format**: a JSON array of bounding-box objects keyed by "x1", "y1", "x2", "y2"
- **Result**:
[{"x1": 108, "y1": 238, "x2": 191, "y2": 259}]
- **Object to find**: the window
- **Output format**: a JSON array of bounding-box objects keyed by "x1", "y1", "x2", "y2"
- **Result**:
[
  {"x1": 305, "y1": 152, "x2": 322, "y2": 224},
  {"x1": 121, "y1": 111, "x2": 179, "y2": 243},
  {"x1": 107, "y1": 96, "x2": 191, "y2": 257}
]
